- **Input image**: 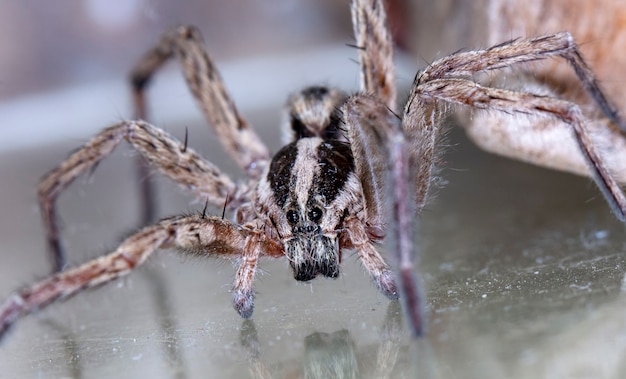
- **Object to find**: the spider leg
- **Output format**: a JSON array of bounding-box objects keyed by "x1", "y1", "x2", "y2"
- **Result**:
[
  {"x1": 0, "y1": 215, "x2": 274, "y2": 340},
  {"x1": 351, "y1": 0, "x2": 396, "y2": 110},
  {"x1": 39, "y1": 120, "x2": 237, "y2": 272},
  {"x1": 232, "y1": 232, "x2": 270, "y2": 318},
  {"x1": 344, "y1": 217, "x2": 398, "y2": 299},
  {"x1": 414, "y1": 77, "x2": 626, "y2": 222},
  {"x1": 417, "y1": 32, "x2": 626, "y2": 132},
  {"x1": 344, "y1": 94, "x2": 425, "y2": 336},
  {"x1": 130, "y1": 25, "x2": 270, "y2": 178},
  {"x1": 130, "y1": 58, "x2": 157, "y2": 226}
]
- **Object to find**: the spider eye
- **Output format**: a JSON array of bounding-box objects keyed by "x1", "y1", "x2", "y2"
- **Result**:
[
  {"x1": 286, "y1": 209, "x2": 299, "y2": 225},
  {"x1": 308, "y1": 207, "x2": 323, "y2": 223}
]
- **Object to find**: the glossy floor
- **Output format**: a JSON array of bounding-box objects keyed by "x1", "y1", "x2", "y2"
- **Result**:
[{"x1": 1, "y1": 105, "x2": 625, "y2": 377}]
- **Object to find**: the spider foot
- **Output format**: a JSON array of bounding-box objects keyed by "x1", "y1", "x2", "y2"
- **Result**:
[
  {"x1": 233, "y1": 289, "x2": 255, "y2": 318},
  {"x1": 0, "y1": 295, "x2": 24, "y2": 340},
  {"x1": 399, "y1": 269, "x2": 425, "y2": 337},
  {"x1": 375, "y1": 270, "x2": 399, "y2": 300}
]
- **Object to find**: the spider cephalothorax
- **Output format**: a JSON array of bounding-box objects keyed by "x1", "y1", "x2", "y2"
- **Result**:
[
  {"x1": 255, "y1": 85, "x2": 374, "y2": 282},
  {"x1": 2, "y1": 0, "x2": 626, "y2": 341}
]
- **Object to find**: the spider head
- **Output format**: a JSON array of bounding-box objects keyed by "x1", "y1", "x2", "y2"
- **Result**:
[{"x1": 260, "y1": 135, "x2": 358, "y2": 283}]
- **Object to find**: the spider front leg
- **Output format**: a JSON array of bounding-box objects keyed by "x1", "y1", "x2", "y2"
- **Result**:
[
  {"x1": 344, "y1": 94, "x2": 425, "y2": 336},
  {"x1": 39, "y1": 120, "x2": 237, "y2": 272},
  {"x1": 130, "y1": 25, "x2": 269, "y2": 178},
  {"x1": 232, "y1": 232, "x2": 274, "y2": 318},
  {"x1": 0, "y1": 215, "x2": 276, "y2": 339},
  {"x1": 350, "y1": 0, "x2": 427, "y2": 335},
  {"x1": 344, "y1": 217, "x2": 398, "y2": 299}
]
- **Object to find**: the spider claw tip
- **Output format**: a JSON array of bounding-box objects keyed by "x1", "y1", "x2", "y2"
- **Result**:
[
  {"x1": 376, "y1": 271, "x2": 399, "y2": 300},
  {"x1": 233, "y1": 289, "x2": 255, "y2": 319}
]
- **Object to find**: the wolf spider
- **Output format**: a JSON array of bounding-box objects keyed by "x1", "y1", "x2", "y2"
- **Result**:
[{"x1": 1, "y1": 0, "x2": 626, "y2": 340}]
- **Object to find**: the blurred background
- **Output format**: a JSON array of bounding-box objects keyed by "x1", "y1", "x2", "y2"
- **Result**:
[{"x1": 0, "y1": 0, "x2": 356, "y2": 101}]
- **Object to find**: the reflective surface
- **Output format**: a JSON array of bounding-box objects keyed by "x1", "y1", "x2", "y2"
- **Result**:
[{"x1": 1, "y1": 108, "x2": 625, "y2": 377}]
